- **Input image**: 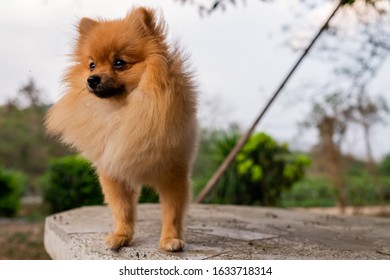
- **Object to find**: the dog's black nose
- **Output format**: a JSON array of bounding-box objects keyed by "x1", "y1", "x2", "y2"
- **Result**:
[{"x1": 87, "y1": 75, "x2": 101, "y2": 89}]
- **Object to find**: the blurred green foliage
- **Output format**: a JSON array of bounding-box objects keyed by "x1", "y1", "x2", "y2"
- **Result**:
[
  {"x1": 1, "y1": 92, "x2": 390, "y2": 211},
  {"x1": 280, "y1": 173, "x2": 390, "y2": 208},
  {"x1": 39, "y1": 156, "x2": 103, "y2": 213},
  {"x1": 380, "y1": 155, "x2": 390, "y2": 176},
  {"x1": 0, "y1": 166, "x2": 27, "y2": 217},
  {"x1": 381, "y1": 176, "x2": 390, "y2": 201},
  {"x1": 39, "y1": 155, "x2": 159, "y2": 213},
  {"x1": 195, "y1": 126, "x2": 311, "y2": 206},
  {"x1": 280, "y1": 176, "x2": 335, "y2": 207},
  {"x1": 236, "y1": 132, "x2": 311, "y2": 205},
  {"x1": 0, "y1": 104, "x2": 70, "y2": 192},
  {"x1": 139, "y1": 186, "x2": 159, "y2": 203}
]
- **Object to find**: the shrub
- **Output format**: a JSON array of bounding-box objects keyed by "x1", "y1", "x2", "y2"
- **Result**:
[
  {"x1": 139, "y1": 186, "x2": 159, "y2": 203},
  {"x1": 192, "y1": 128, "x2": 224, "y2": 197},
  {"x1": 198, "y1": 126, "x2": 242, "y2": 204},
  {"x1": 280, "y1": 176, "x2": 336, "y2": 207},
  {"x1": 39, "y1": 156, "x2": 103, "y2": 213},
  {"x1": 204, "y1": 128, "x2": 310, "y2": 206},
  {"x1": 40, "y1": 155, "x2": 160, "y2": 213},
  {"x1": 281, "y1": 174, "x2": 390, "y2": 208},
  {"x1": 0, "y1": 167, "x2": 26, "y2": 217},
  {"x1": 381, "y1": 176, "x2": 390, "y2": 202},
  {"x1": 380, "y1": 155, "x2": 390, "y2": 176},
  {"x1": 347, "y1": 174, "x2": 379, "y2": 206}
]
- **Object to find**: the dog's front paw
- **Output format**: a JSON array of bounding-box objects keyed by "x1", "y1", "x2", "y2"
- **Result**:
[
  {"x1": 105, "y1": 233, "x2": 132, "y2": 250},
  {"x1": 159, "y1": 238, "x2": 185, "y2": 252}
]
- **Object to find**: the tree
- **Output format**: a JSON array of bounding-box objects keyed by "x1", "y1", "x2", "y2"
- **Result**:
[
  {"x1": 345, "y1": 88, "x2": 389, "y2": 163},
  {"x1": 345, "y1": 88, "x2": 390, "y2": 206},
  {"x1": 0, "y1": 79, "x2": 71, "y2": 192},
  {"x1": 176, "y1": 0, "x2": 389, "y2": 18},
  {"x1": 296, "y1": 1, "x2": 390, "y2": 212},
  {"x1": 7, "y1": 78, "x2": 48, "y2": 109},
  {"x1": 302, "y1": 93, "x2": 350, "y2": 213},
  {"x1": 318, "y1": 0, "x2": 390, "y2": 97}
]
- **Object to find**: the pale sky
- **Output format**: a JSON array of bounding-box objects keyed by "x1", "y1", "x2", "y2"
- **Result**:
[{"x1": 0, "y1": 0, "x2": 389, "y2": 160}]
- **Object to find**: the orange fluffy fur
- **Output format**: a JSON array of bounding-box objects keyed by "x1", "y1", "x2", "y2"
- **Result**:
[{"x1": 45, "y1": 7, "x2": 198, "y2": 252}]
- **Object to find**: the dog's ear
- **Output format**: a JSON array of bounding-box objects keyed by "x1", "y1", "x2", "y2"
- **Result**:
[
  {"x1": 129, "y1": 7, "x2": 158, "y2": 35},
  {"x1": 79, "y1": 17, "x2": 98, "y2": 36}
]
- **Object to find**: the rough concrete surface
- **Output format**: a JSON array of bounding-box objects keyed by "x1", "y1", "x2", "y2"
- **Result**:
[{"x1": 44, "y1": 204, "x2": 390, "y2": 260}]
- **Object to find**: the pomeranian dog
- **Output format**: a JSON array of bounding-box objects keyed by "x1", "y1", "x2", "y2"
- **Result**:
[{"x1": 45, "y1": 7, "x2": 198, "y2": 252}]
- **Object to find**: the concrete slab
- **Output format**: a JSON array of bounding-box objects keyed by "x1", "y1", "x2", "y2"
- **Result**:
[{"x1": 44, "y1": 204, "x2": 390, "y2": 260}]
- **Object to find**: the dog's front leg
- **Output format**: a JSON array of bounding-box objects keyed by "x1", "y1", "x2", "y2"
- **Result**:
[
  {"x1": 157, "y1": 175, "x2": 190, "y2": 252},
  {"x1": 99, "y1": 173, "x2": 139, "y2": 250}
]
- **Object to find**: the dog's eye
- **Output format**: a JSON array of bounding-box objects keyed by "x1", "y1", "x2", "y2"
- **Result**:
[
  {"x1": 113, "y1": 59, "x2": 127, "y2": 69},
  {"x1": 89, "y1": 62, "x2": 96, "y2": 71}
]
